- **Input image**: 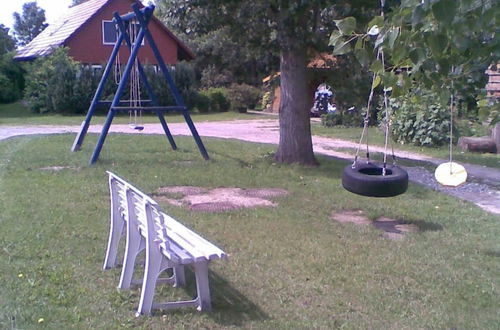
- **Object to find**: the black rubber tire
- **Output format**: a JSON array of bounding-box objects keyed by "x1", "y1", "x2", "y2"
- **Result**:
[{"x1": 342, "y1": 162, "x2": 408, "y2": 197}]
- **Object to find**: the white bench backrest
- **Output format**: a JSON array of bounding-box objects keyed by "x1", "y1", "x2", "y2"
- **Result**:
[{"x1": 107, "y1": 171, "x2": 226, "y2": 265}]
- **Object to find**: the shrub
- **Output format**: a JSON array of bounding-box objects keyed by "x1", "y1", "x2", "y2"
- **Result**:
[
  {"x1": 200, "y1": 87, "x2": 230, "y2": 112},
  {"x1": 25, "y1": 48, "x2": 81, "y2": 113},
  {"x1": 321, "y1": 107, "x2": 364, "y2": 127},
  {"x1": 389, "y1": 91, "x2": 455, "y2": 147},
  {"x1": 200, "y1": 65, "x2": 233, "y2": 88},
  {"x1": 172, "y1": 61, "x2": 198, "y2": 109},
  {"x1": 194, "y1": 92, "x2": 210, "y2": 113},
  {"x1": 226, "y1": 83, "x2": 261, "y2": 113},
  {"x1": 0, "y1": 52, "x2": 25, "y2": 103},
  {"x1": 260, "y1": 91, "x2": 271, "y2": 111}
]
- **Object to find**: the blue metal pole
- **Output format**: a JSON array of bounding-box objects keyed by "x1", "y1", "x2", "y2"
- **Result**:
[
  {"x1": 114, "y1": 12, "x2": 177, "y2": 151},
  {"x1": 71, "y1": 31, "x2": 125, "y2": 152},
  {"x1": 89, "y1": 19, "x2": 147, "y2": 164},
  {"x1": 133, "y1": 4, "x2": 209, "y2": 160}
]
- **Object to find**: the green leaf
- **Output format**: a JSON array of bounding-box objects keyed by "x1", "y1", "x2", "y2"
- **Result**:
[
  {"x1": 367, "y1": 16, "x2": 384, "y2": 32},
  {"x1": 426, "y1": 33, "x2": 448, "y2": 57},
  {"x1": 334, "y1": 17, "x2": 356, "y2": 35},
  {"x1": 332, "y1": 41, "x2": 352, "y2": 56},
  {"x1": 409, "y1": 48, "x2": 425, "y2": 65},
  {"x1": 382, "y1": 72, "x2": 398, "y2": 88},
  {"x1": 432, "y1": 0, "x2": 458, "y2": 25},
  {"x1": 354, "y1": 37, "x2": 364, "y2": 50},
  {"x1": 387, "y1": 27, "x2": 400, "y2": 49},
  {"x1": 411, "y1": 5, "x2": 426, "y2": 28},
  {"x1": 374, "y1": 33, "x2": 385, "y2": 49},
  {"x1": 370, "y1": 60, "x2": 384, "y2": 74},
  {"x1": 328, "y1": 30, "x2": 342, "y2": 46},
  {"x1": 372, "y1": 75, "x2": 381, "y2": 89},
  {"x1": 401, "y1": 0, "x2": 419, "y2": 8},
  {"x1": 354, "y1": 48, "x2": 370, "y2": 67}
]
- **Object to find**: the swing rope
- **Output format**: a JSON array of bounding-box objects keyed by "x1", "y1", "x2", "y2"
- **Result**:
[
  {"x1": 128, "y1": 19, "x2": 143, "y2": 129},
  {"x1": 352, "y1": 0, "x2": 395, "y2": 175},
  {"x1": 449, "y1": 79, "x2": 454, "y2": 174},
  {"x1": 114, "y1": 23, "x2": 122, "y2": 85},
  {"x1": 352, "y1": 50, "x2": 380, "y2": 167}
]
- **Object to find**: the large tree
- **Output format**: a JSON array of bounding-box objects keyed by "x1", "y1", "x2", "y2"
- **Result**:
[
  {"x1": 13, "y1": 2, "x2": 48, "y2": 46},
  {"x1": 0, "y1": 24, "x2": 16, "y2": 54},
  {"x1": 157, "y1": 0, "x2": 380, "y2": 165}
]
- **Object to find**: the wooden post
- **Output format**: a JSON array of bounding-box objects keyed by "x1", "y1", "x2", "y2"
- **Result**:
[{"x1": 492, "y1": 122, "x2": 500, "y2": 154}]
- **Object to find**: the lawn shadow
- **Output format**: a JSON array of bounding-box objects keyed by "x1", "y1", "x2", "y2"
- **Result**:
[
  {"x1": 484, "y1": 249, "x2": 500, "y2": 258},
  {"x1": 406, "y1": 219, "x2": 444, "y2": 232},
  {"x1": 161, "y1": 269, "x2": 268, "y2": 326}
]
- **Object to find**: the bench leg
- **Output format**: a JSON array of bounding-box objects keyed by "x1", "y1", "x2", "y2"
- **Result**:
[
  {"x1": 173, "y1": 266, "x2": 186, "y2": 287},
  {"x1": 103, "y1": 216, "x2": 124, "y2": 270},
  {"x1": 118, "y1": 232, "x2": 144, "y2": 289},
  {"x1": 136, "y1": 245, "x2": 163, "y2": 316},
  {"x1": 194, "y1": 261, "x2": 212, "y2": 312}
]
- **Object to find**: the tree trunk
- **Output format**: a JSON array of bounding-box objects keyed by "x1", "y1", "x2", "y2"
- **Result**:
[{"x1": 274, "y1": 44, "x2": 317, "y2": 165}]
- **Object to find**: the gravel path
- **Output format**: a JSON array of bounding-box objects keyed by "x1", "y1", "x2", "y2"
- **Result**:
[{"x1": 1, "y1": 119, "x2": 499, "y2": 215}]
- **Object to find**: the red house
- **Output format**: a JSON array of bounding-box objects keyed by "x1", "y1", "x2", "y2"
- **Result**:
[{"x1": 14, "y1": 0, "x2": 194, "y2": 66}]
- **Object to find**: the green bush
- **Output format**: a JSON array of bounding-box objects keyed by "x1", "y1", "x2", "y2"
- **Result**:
[
  {"x1": 260, "y1": 91, "x2": 271, "y2": 111},
  {"x1": 226, "y1": 83, "x2": 261, "y2": 113},
  {"x1": 25, "y1": 48, "x2": 80, "y2": 113},
  {"x1": 321, "y1": 107, "x2": 364, "y2": 127},
  {"x1": 0, "y1": 52, "x2": 25, "y2": 103},
  {"x1": 194, "y1": 92, "x2": 210, "y2": 113},
  {"x1": 172, "y1": 61, "x2": 198, "y2": 109},
  {"x1": 389, "y1": 91, "x2": 455, "y2": 147},
  {"x1": 199, "y1": 87, "x2": 230, "y2": 112}
]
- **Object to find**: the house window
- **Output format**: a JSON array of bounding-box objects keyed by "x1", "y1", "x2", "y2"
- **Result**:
[
  {"x1": 102, "y1": 21, "x2": 118, "y2": 45},
  {"x1": 91, "y1": 65, "x2": 103, "y2": 75},
  {"x1": 102, "y1": 20, "x2": 145, "y2": 45}
]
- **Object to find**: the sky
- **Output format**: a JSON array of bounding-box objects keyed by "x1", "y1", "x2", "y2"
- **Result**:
[{"x1": 1, "y1": 0, "x2": 74, "y2": 33}]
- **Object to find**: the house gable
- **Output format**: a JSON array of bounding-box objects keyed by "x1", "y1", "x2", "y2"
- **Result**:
[{"x1": 15, "y1": 0, "x2": 193, "y2": 65}]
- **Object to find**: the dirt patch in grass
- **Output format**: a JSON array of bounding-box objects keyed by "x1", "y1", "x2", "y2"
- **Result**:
[
  {"x1": 331, "y1": 210, "x2": 418, "y2": 240},
  {"x1": 155, "y1": 186, "x2": 288, "y2": 212},
  {"x1": 331, "y1": 209, "x2": 372, "y2": 225},
  {"x1": 39, "y1": 166, "x2": 80, "y2": 171}
]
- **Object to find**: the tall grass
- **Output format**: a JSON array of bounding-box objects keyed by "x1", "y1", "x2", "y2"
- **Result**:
[{"x1": 0, "y1": 134, "x2": 499, "y2": 329}]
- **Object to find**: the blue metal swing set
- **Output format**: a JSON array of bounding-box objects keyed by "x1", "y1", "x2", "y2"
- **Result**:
[{"x1": 71, "y1": 3, "x2": 209, "y2": 164}]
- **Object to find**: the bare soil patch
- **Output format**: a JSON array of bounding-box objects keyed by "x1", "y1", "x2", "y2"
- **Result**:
[
  {"x1": 331, "y1": 210, "x2": 418, "y2": 240},
  {"x1": 155, "y1": 186, "x2": 288, "y2": 212},
  {"x1": 331, "y1": 209, "x2": 371, "y2": 225},
  {"x1": 39, "y1": 166, "x2": 80, "y2": 172}
]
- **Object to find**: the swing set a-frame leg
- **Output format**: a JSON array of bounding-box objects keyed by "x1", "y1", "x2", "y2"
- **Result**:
[
  {"x1": 71, "y1": 31, "x2": 125, "y2": 153},
  {"x1": 132, "y1": 4, "x2": 209, "y2": 160}
]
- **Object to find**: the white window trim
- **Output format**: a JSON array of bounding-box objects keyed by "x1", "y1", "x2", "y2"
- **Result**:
[
  {"x1": 102, "y1": 20, "x2": 145, "y2": 46},
  {"x1": 102, "y1": 20, "x2": 117, "y2": 45}
]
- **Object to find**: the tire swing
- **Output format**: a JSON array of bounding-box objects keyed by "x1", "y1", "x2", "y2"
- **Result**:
[{"x1": 342, "y1": 47, "x2": 408, "y2": 198}]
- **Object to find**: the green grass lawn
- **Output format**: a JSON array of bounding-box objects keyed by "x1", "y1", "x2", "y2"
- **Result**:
[
  {"x1": 0, "y1": 101, "x2": 273, "y2": 126},
  {"x1": 312, "y1": 123, "x2": 500, "y2": 170},
  {"x1": 0, "y1": 133, "x2": 499, "y2": 329}
]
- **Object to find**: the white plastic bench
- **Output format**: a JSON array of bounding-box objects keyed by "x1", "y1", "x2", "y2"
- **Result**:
[{"x1": 103, "y1": 171, "x2": 227, "y2": 315}]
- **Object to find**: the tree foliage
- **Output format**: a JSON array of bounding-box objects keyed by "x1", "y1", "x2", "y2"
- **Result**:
[
  {"x1": 157, "y1": 0, "x2": 382, "y2": 165},
  {"x1": 0, "y1": 24, "x2": 16, "y2": 54},
  {"x1": 13, "y1": 2, "x2": 48, "y2": 46},
  {"x1": 330, "y1": 0, "x2": 500, "y2": 124},
  {"x1": 0, "y1": 26, "x2": 23, "y2": 103}
]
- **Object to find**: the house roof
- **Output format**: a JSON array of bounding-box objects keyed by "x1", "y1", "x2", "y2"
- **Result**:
[{"x1": 14, "y1": 0, "x2": 194, "y2": 61}]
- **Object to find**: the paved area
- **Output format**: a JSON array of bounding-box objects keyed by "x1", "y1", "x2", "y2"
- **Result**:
[{"x1": 1, "y1": 119, "x2": 499, "y2": 215}]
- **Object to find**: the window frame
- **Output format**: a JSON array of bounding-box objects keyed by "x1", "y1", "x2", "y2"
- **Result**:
[{"x1": 102, "y1": 20, "x2": 145, "y2": 46}]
